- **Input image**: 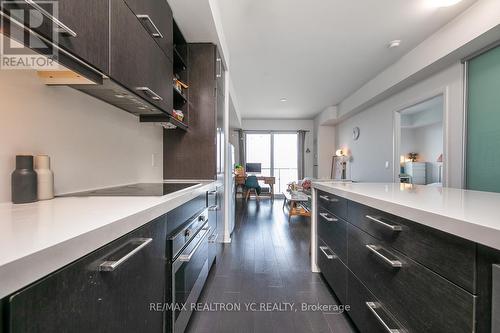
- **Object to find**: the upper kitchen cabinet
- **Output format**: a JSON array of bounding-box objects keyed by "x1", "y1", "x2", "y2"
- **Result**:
[
  {"x1": 123, "y1": 0, "x2": 173, "y2": 61},
  {"x1": 110, "y1": 0, "x2": 173, "y2": 114},
  {"x1": 1, "y1": 0, "x2": 109, "y2": 74},
  {"x1": 164, "y1": 44, "x2": 218, "y2": 180}
]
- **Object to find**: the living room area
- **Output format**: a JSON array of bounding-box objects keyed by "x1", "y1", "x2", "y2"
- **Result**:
[{"x1": 229, "y1": 119, "x2": 320, "y2": 219}]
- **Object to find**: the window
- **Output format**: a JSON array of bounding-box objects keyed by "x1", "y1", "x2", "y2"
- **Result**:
[
  {"x1": 245, "y1": 132, "x2": 298, "y2": 194},
  {"x1": 246, "y1": 133, "x2": 271, "y2": 176},
  {"x1": 273, "y1": 133, "x2": 298, "y2": 193}
]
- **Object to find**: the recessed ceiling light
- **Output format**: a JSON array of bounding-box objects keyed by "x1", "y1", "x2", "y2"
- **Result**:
[
  {"x1": 426, "y1": 0, "x2": 463, "y2": 8},
  {"x1": 388, "y1": 40, "x2": 402, "y2": 49},
  {"x1": 280, "y1": 98, "x2": 287, "y2": 102}
]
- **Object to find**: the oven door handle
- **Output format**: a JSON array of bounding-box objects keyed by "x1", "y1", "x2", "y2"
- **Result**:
[{"x1": 178, "y1": 227, "x2": 210, "y2": 262}]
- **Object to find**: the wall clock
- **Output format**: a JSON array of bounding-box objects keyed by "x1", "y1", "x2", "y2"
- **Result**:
[{"x1": 352, "y1": 127, "x2": 360, "y2": 140}]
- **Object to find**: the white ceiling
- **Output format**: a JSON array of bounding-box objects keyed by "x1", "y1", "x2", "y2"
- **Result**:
[{"x1": 216, "y1": 0, "x2": 477, "y2": 119}]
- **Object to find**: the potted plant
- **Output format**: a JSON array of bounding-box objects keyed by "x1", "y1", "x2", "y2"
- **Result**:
[{"x1": 234, "y1": 164, "x2": 244, "y2": 176}]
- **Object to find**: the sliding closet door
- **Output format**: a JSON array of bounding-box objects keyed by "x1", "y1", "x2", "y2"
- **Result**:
[{"x1": 466, "y1": 45, "x2": 500, "y2": 193}]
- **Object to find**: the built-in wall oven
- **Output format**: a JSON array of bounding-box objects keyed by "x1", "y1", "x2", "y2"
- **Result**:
[{"x1": 167, "y1": 208, "x2": 210, "y2": 333}]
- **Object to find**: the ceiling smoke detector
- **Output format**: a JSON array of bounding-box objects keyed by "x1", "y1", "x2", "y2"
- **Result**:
[{"x1": 388, "y1": 40, "x2": 402, "y2": 49}]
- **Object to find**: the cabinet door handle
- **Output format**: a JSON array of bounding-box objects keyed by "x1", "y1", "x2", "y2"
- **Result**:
[
  {"x1": 319, "y1": 212, "x2": 338, "y2": 222},
  {"x1": 216, "y1": 58, "x2": 222, "y2": 78},
  {"x1": 208, "y1": 205, "x2": 218, "y2": 211},
  {"x1": 319, "y1": 246, "x2": 337, "y2": 260},
  {"x1": 179, "y1": 227, "x2": 210, "y2": 262},
  {"x1": 99, "y1": 238, "x2": 152, "y2": 272},
  {"x1": 136, "y1": 14, "x2": 163, "y2": 38},
  {"x1": 366, "y1": 215, "x2": 402, "y2": 231},
  {"x1": 207, "y1": 190, "x2": 217, "y2": 195},
  {"x1": 365, "y1": 302, "x2": 404, "y2": 333},
  {"x1": 24, "y1": 0, "x2": 77, "y2": 37},
  {"x1": 208, "y1": 233, "x2": 218, "y2": 243},
  {"x1": 319, "y1": 195, "x2": 339, "y2": 202},
  {"x1": 136, "y1": 87, "x2": 163, "y2": 101},
  {"x1": 365, "y1": 245, "x2": 403, "y2": 268}
]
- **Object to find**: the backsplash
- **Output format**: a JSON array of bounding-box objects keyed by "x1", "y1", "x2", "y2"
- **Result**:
[{"x1": 0, "y1": 70, "x2": 163, "y2": 203}]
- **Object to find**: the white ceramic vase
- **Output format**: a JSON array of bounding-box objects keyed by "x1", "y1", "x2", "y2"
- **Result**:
[{"x1": 34, "y1": 155, "x2": 54, "y2": 200}]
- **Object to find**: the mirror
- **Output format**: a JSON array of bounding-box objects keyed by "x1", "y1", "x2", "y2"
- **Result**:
[{"x1": 395, "y1": 95, "x2": 444, "y2": 186}]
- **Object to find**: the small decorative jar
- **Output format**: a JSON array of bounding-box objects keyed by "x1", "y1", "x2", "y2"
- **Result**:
[
  {"x1": 11, "y1": 155, "x2": 38, "y2": 204},
  {"x1": 35, "y1": 155, "x2": 54, "y2": 200}
]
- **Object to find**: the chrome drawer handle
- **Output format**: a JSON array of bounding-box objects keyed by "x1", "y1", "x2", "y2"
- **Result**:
[
  {"x1": 365, "y1": 245, "x2": 402, "y2": 268},
  {"x1": 179, "y1": 227, "x2": 210, "y2": 262},
  {"x1": 366, "y1": 215, "x2": 402, "y2": 231},
  {"x1": 319, "y1": 195, "x2": 339, "y2": 202},
  {"x1": 366, "y1": 302, "x2": 403, "y2": 333},
  {"x1": 208, "y1": 233, "x2": 218, "y2": 243},
  {"x1": 136, "y1": 87, "x2": 163, "y2": 101},
  {"x1": 319, "y1": 246, "x2": 337, "y2": 260},
  {"x1": 136, "y1": 14, "x2": 163, "y2": 38},
  {"x1": 99, "y1": 238, "x2": 152, "y2": 272},
  {"x1": 216, "y1": 58, "x2": 222, "y2": 78},
  {"x1": 24, "y1": 0, "x2": 77, "y2": 37},
  {"x1": 319, "y1": 212, "x2": 338, "y2": 222},
  {"x1": 208, "y1": 205, "x2": 218, "y2": 211}
]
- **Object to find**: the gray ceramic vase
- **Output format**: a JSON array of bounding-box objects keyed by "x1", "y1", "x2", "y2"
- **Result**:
[{"x1": 11, "y1": 155, "x2": 38, "y2": 204}]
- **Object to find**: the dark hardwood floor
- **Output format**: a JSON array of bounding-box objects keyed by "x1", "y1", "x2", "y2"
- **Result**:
[{"x1": 186, "y1": 198, "x2": 356, "y2": 333}]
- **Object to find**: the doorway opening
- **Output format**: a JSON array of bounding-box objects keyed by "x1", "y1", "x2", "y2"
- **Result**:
[{"x1": 394, "y1": 95, "x2": 445, "y2": 186}]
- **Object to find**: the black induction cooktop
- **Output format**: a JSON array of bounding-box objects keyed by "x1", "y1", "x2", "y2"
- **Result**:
[{"x1": 62, "y1": 183, "x2": 200, "y2": 197}]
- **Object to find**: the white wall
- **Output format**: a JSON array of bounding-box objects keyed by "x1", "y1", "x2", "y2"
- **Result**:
[
  {"x1": 415, "y1": 122, "x2": 444, "y2": 184},
  {"x1": 229, "y1": 130, "x2": 240, "y2": 165},
  {"x1": 241, "y1": 119, "x2": 314, "y2": 178},
  {"x1": 402, "y1": 123, "x2": 443, "y2": 184},
  {"x1": 0, "y1": 70, "x2": 163, "y2": 202},
  {"x1": 335, "y1": 62, "x2": 464, "y2": 188}
]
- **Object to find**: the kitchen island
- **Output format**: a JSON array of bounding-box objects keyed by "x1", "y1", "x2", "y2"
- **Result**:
[{"x1": 311, "y1": 181, "x2": 500, "y2": 333}]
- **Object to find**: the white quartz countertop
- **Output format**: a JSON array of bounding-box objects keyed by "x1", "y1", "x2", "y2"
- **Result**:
[
  {"x1": 312, "y1": 182, "x2": 500, "y2": 251},
  {"x1": 0, "y1": 181, "x2": 216, "y2": 299}
]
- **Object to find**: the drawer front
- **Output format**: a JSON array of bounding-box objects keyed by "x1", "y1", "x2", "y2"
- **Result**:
[
  {"x1": 2, "y1": 0, "x2": 110, "y2": 73},
  {"x1": 317, "y1": 190, "x2": 347, "y2": 220},
  {"x1": 347, "y1": 224, "x2": 475, "y2": 333},
  {"x1": 348, "y1": 200, "x2": 476, "y2": 292},
  {"x1": 167, "y1": 193, "x2": 207, "y2": 235},
  {"x1": 124, "y1": 0, "x2": 173, "y2": 61},
  {"x1": 347, "y1": 271, "x2": 403, "y2": 333},
  {"x1": 317, "y1": 208, "x2": 347, "y2": 263},
  {"x1": 8, "y1": 216, "x2": 167, "y2": 333},
  {"x1": 110, "y1": 0, "x2": 173, "y2": 113},
  {"x1": 317, "y1": 238, "x2": 347, "y2": 304}
]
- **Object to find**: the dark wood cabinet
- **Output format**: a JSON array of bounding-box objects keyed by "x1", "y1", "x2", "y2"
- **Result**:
[
  {"x1": 317, "y1": 238, "x2": 347, "y2": 304},
  {"x1": 315, "y1": 189, "x2": 495, "y2": 333},
  {"x1": 317, "y1": 208, "x2": 347, "y2": 263},
  {"x1": 110, "y1": 0, "x2": 173, "y2": 114},
  {"x1": 347, "y1": 271, "x2": 402, "y2": 333},
  {"x1": 347, "y1": 223, "x2": 475, "y2": 333},
  {"x1": 317, "y1": 190, "x2": 348, "y2": 220},
  {"x1": 1, "y1": 0, "x2": 109, "y2": 73},
  {"x1": 476, "y1": 245, "x2": 500, "y2": 333},
  {"x1": 348, "y1": 200, "x2": 476, "y2": 292},
  {"x1": 123, "y1": 0, "x2": 174, "y2": 61},
  {"x1": 6, "y1": 216, "x2": 167, "y2": 333},
  {"x1": 164, "y1": 43, "x2": 218, "y2": 180}
]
